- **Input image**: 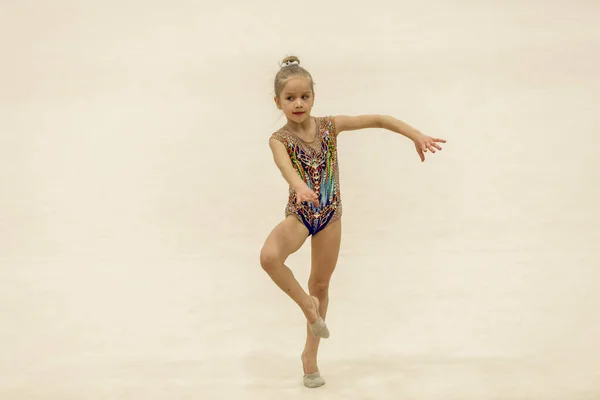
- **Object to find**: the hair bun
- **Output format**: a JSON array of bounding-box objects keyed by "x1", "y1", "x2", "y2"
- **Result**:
[{"x1": 279, "y1": 55, "x2": 300, "y2": 68}]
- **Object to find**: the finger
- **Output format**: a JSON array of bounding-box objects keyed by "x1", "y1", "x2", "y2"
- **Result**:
[
  {"x1": 433, "y1": 143, "x2": 443, "y2": 151},
  {"x1": 312, "y1": 193, "x2": 318, "y2": 207},
  {"x1": 434, "y1": 138, "x2": 447, "y2": 143},
  {"x1": 417, "y1": 148, "x2": 425, "y2": 162},
  {"x1": 427, "y1": 144, "x2": 436, "y2": 153}
]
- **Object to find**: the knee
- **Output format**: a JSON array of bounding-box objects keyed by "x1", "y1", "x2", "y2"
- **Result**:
[
  {"x1": 259, "y1": 246, "x2": 281, "y2": 272},
  {"x1": 309, "y1": 280, "x2": 330, "y2": 298}
]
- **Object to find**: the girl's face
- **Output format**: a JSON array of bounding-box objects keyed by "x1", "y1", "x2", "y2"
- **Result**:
[{"x1": 275, "y1": 76, "x2": 315, "y2": 124}]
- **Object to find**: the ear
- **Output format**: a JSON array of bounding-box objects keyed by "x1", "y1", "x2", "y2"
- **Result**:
[{"x1": 274, "y1": 96, "x2": 282, "y2": 110}]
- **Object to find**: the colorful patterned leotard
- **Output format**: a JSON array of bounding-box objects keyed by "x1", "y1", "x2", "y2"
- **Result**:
[{"x1": 270, "y1": 116, "x2": 342, "y2": 235}]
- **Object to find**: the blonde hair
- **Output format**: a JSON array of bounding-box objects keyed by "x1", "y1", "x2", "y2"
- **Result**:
[{"x1": 274, "y1": 55, "x2": 315, "y2": 98}]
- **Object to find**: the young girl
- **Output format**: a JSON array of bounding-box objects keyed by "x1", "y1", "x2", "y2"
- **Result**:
[{"x1": 260, "y1": 55, "x2": 446, "y2": 388}]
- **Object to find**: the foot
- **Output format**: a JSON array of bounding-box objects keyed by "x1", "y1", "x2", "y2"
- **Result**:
[
  {"x1": 305, "y1": 296, "x2": 329, "y2": 338},
  {"x1": 301, "y1": 352, "x2": 325, "y2": 388},
  {"x1": 304, "y1": 295, "x2": 320, "y2": 324}
]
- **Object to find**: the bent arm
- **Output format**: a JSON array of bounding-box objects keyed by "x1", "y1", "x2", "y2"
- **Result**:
[{"x1": 269, "y1": 138, "x2": 306, "y2": 190}]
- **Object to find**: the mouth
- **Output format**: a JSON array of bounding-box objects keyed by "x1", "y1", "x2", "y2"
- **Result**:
[{"x1": 293, "y1": 112, "x2": 305, "y2": 116}]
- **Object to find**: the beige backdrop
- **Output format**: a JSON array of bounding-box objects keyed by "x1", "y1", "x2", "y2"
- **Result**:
[{"x1": 1, "y1": 1, "x2": 599, "y2": 399}]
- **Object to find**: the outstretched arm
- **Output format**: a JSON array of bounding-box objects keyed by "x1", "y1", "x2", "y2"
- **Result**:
[{"x1": 335, "y1": 114, "x2": 446, "y2": 162}]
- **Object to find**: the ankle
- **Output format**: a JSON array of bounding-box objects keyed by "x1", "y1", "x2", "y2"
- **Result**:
[
  {"x1": 301, "y1": 295, "x2": 317, "y2": 314},
  {"x1": 301, "y1": 295, "x2": 314, "y2": 309},
  {"x1": 301, "y1": 352, "x2": 319, "y2": 374}
]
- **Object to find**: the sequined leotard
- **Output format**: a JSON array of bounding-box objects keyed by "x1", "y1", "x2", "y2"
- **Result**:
[{"x1": 270, "y1": 116, "x2": 342, "y2": 235}]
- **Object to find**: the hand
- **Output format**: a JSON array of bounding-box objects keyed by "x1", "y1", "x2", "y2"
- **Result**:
[
  {"x1": 413, "y1": 132, "x2": 446, "y2": 162},
  {"x1": 294, "y1": 183, "x2": 319, "y2": 207}
]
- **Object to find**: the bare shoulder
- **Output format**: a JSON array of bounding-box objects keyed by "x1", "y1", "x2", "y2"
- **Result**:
[
  {"x1": 269, "y1": 133, "x2": 291, "y2": 156},
  {"x1": 334, "y1": 115, "x2": 383, "y2": 135},
  {"x1": 269, "y1": 134, "x2": 285, "y2": 148}
]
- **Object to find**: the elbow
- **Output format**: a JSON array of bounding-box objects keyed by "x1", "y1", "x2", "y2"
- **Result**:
[{"x1": 378, "y1": 115, "x2": 390, "y2": 129}]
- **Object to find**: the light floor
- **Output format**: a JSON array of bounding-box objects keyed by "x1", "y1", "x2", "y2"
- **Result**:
[{"x1": 1, "y1": 0, "x2": 599, "y2": 398}]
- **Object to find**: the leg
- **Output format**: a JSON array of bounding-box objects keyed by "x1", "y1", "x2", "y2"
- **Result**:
[
  {"x1": 259, "y1": 215, "x2": 322, "y2": 323},
  {"x1": 302, "y1": 218, "x2": 342, "y2": 375}
]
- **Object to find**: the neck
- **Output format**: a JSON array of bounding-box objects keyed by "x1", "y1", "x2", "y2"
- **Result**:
[{"x1": 285, "y1": 116, "x2": 313, "y2": 134}]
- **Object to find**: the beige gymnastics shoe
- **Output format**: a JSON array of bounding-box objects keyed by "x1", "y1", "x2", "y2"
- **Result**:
[
  {"x1": 301, "y1": 355, "x2": 326, "y2": 388},
  {"x1": 307, "y1": 296, "x2": 329, "y2": 338},
  {"x1": 303, "y1": 371, "x2": 326, "y2": 388}
]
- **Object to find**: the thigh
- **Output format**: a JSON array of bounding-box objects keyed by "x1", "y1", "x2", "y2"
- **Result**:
[
  {"x1": 261, "y1": 215, "x2": 310, "y2": 262},
  {"x1": 310, "y1": 218, "x2": 342, "y2": 282}
]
